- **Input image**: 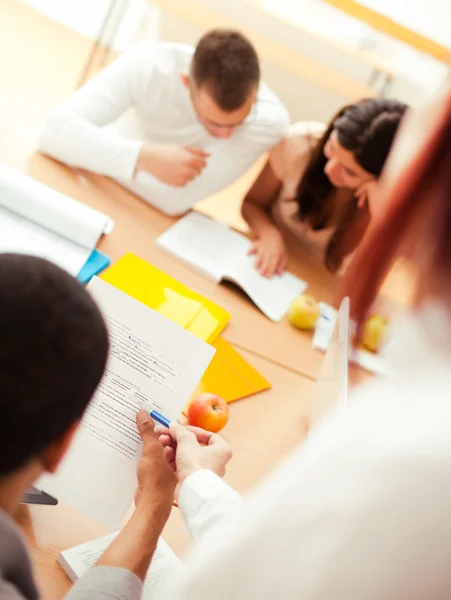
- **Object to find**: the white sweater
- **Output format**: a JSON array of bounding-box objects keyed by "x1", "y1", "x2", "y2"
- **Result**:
[
  {"x1": 168, "y1": 303, "x2": 451, "y2": 599},
  {"x1": 38, "y1": 42, "x2": 289, "y2": 216}
]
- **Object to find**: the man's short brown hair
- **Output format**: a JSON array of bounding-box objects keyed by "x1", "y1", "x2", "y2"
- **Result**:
[{"x1": 191, "y1": 29, "x2": 260, "y2": 112}]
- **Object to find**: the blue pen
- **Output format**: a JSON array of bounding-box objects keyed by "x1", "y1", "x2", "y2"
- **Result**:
[{"x1": 150, "y1": 410, "x2": 171, "y2": 429}]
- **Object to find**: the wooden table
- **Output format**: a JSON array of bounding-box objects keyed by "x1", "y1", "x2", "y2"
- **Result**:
[
  {"x1": 4, "y1": 151, "x2": 329, "y2": 380},
  {"x1": 18, "y1": 349, "x2": 315, "y2": 600},
  {"x1": 21, "y1": 153, "x2": 411, "y2": 379}
]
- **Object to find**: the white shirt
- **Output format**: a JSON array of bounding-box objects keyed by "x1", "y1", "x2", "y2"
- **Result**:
[
  {"x1": 169, "y1": 304, "x2": 451, "y2": 599},
  {"x1": 38, "y1": 42, "x2": 289, "y2": 216}
]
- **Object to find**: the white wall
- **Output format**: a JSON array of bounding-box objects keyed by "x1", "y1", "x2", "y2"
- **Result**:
[
  {"x1": 360, "y1": 0, "x2": 450, "y2": 46},
  {"x1": 19, "y1": 0, "x2": 147, "y2": 50},
  {"x1": 20, "y1": 0, "x2": 448, "y2": 117}
]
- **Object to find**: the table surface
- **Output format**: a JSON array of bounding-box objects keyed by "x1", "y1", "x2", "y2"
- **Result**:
[{"x1": 21, "y1": 153, "x2": 412, "y2": 380}]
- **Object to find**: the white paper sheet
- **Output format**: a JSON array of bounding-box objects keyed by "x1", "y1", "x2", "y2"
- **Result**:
[
  {"x1": 157, "y1": 212, "x2": 230, "y2": 281},
  {"x1": 157, "y1": 212, "x2": 308, "y2": 321},
  {"x1": 59, "y1": 532, "x2": 181, "y2": 599},
  {"x1": 0, "y1": 205, "x2": 91, "y2": 275},
  {"x1": 0, "y1": 162, "x2": 114, "y2": 274},
  {"x1": 38, "y1": 278, "x2": 215, "y2": 528},
  {"x1": 225, "y1": 245, "x2": 307, "y2": 322}
]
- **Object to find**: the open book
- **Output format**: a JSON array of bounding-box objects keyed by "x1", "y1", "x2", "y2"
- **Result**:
[
  {"x1": 157, "y1": 212, "x2": 307, "y2": 322},
  {"x1": 38, "y1": 277, "x2": 215, "y2": 529},
  {"x1": 0, "y1": 162, "x2": 113, "y2": 276},
  {"x1": 59, "y1": 532, "x2": 181, "y2": 599}
]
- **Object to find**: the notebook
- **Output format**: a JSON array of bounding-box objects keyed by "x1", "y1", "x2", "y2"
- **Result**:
[
  {"x1": 102, "y1": 253, "x2": 230, "y2": 344},
  {"x1": 59, "y1": 533, "x2": 180, "y2": 599},
  {"x1": 156, "y1": 212, "x2": 308, "y2": 322},
  {"x1": 77, "y1": 250, "x2": 111, "y2": 284},
  {"x1": 38, "y1": 277, "x2": 215, "y2": 528},
  {"x1": 0, "y1": 162, "x2": 114, "y2": 276}
]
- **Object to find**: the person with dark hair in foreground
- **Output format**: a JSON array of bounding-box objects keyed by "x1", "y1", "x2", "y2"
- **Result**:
[
  {"x1": 38, "y1": 29, "x2": 288, "y2": 216},
  {"x1": 242, "y1": 98, "x2": 407, "y2": 277},
  {"x1": 0, "y1": 254, "x2": 182, "y2": 600}
]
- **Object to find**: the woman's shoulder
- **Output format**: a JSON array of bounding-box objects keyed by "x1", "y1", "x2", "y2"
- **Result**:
[
  {"x1": 286, "y1": 121, "x2": 327, "y2": 141},
  {"x1": 270, "y1": 121, "x2": 326, "y2": 181}
]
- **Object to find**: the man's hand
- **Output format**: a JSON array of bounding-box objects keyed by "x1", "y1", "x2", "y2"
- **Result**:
[
  {"x1": 136, "y1": 144, "x2": 209, "y2": 187},
  {"x1": 155, "y1": 424, "x2": 232, "y2": 494},
  {"x1": 95, "y1": 412, "x2": 176, "y2": 581},
  {"x1": 135, "y1": 411, "x2": 176, "y2": 520},
  {"x1": 248, "y1": 227, "x2": 287, "y2": 278}
]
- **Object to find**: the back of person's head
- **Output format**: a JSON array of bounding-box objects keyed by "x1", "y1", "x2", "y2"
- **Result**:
[
  {"x1": 191, "y1": 29, "x2": 260, "y2": 111},
  {"x1": 0, "y1": 255, "x2": 109, "y2": 477},
  {"x1": 296, "y1": 98, "x2": 408, "y2": 273},
  {"x1": 342, "y1": 83, "x2": 451, "y2": 332}
]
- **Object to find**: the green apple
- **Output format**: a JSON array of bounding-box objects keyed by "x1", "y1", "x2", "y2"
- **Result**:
[
  {"x1": 288, "y1": 294, "x2": 321, "y2": 330},
  {"x1": 362, "y1": 315, "x2": 389, "y2": 353}
]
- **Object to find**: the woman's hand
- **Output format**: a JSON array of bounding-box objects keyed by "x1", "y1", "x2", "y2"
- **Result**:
[
  {"x1": 354, "y1": 179, "x2": 377, "y2": 210},
  {"x1": 248, "y1": 227, "x2": 287, "y2": 278},
  {"x1": 155, "y1": 424, "x2": 232, "y2": 495}
]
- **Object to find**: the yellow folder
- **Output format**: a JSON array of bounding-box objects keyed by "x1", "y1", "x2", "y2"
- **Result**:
[
  {"x1": 102, "y1": 254, "x2": 271, "y2": 403},
  {"x1": 192, "y1": 337, "x2": 271, "y2": 403},
  {"x1": 101, "y1": 253, "x2": 230, "y2": 344}
]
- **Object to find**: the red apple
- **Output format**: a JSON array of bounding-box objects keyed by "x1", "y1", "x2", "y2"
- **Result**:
[{"x1": 187, "y1": 393, "x2": 229, "y2": 433}]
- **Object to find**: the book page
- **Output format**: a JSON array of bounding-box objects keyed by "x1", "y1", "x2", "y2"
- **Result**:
[
  {"x1": 156, "y1": 212, "x2": 232, "y2": 282},
  {"x1": 0, "y1": 162, "x2": 114, "y2": 249},
  {"x1": 59, "y1": 532, "x2": 181, "y2": 599},
  {"x1": 225, "y1": 247, "x2": 308, "y2": 322},
  {"x1": 39, "y1": 278, "x2": 215, "y2": 529},
  {"x1": 0, "y1": 204, "x2": 91, "y2": 276},
  {"x1": 157, "y1": 213, "x2": 307, "y2": 321}
]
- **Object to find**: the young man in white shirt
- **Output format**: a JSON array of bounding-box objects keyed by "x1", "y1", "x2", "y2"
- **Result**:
[{"x1": 38, "y1": 29, "x2": 289, "y2": 216}]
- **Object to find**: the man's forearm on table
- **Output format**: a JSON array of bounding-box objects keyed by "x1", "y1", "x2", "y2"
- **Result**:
[
  {"x1": 95, "y1": 503, "x2": 168, "y2": 580},
  {"x1": 65, "y1": 505, "x2": 167, "y2": 600}
]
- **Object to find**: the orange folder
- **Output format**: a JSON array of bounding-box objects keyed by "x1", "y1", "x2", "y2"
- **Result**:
[{"x1": 193, "y1": 337, "x2": 271, "y2": 403}]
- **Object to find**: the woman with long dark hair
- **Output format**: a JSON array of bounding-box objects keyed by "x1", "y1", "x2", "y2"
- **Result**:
[{"x1": 242, "y1": 98, "x2": 408, "y2": 277}]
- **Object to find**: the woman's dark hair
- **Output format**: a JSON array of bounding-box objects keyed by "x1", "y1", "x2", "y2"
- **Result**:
[
  {"x1": 296, "y1": 98, "x2": 408, "y2": 273},
  {"x1": 342, "y1": 89, "x2": 451, "y2": 335}
]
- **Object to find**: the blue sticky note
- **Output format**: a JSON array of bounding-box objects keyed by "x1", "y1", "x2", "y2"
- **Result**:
[{"x1": 77, "y1": 250, "x2": 111, "y2": 284}]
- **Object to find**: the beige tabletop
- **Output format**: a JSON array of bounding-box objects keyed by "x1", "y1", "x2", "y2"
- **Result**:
[{"x1": 18, "y1": 153, "x2": 411, "y2": 381}]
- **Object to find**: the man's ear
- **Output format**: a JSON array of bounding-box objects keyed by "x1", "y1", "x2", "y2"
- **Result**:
[
  {"x1": 179, "y1": 72, "x2": 189, "y2": 88},
  {"x1": 40, "y1": 421, "x2": 80, "y2": 474}
]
